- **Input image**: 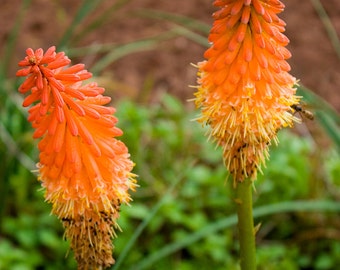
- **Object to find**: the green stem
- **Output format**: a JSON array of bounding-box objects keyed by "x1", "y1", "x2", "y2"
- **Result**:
[{"x1": 234, "y1": 178, "x2": 256, "y2": 270}]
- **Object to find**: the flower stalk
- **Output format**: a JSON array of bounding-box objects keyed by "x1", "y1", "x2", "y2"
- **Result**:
[{"x1": 234, "y1": 179, "x2": 256, "y2": 270}]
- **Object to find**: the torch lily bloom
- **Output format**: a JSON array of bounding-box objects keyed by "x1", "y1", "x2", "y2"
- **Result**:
[
  {"x1": 17, "y1": 46, "x2": 137, "y2": 269},
  {"x1": 194, "y1": 0, "x2": 300, "y2": 183}
]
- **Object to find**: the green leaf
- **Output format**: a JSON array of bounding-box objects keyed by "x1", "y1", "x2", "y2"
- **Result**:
[{"x1": 58, "y1": 0, "x2": 104, "y2": 49}]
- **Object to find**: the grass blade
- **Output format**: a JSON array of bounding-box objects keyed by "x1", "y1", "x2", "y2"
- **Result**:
[
  {"x1": 135, "y1": 200, "x2": 340, "y2": 270},
  {"x1": 310, "y1": 0, "x2": 340, "y2": 60},
  {"x1": 0, "y1": 0, "x2": 31, "y2": 77},
  {"x1": 112, "y1": 160, "x2": 196, "y2": 270},
  {"x1": 74, "y1": 0, "x2": 132, "y2": 43},
  {"x1": 58, "y1": 0, "x2": 103, "y2": 49},
  {"x1": 137, "y1": 9, "x2": 210, "y2": 36},
  {"x1": 170, "y1": 26, "x2": 209, "y2": 47},
  {"x1": 90, "y1": 30, "x2": 178, "y2": 75},
  {"x1": 0, "y1": 122, "x2": 36, "y2": 171}
]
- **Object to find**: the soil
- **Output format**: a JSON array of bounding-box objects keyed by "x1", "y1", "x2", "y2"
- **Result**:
[{"x1": 2, "y1": 0, "x2": 340, "y2": 111}]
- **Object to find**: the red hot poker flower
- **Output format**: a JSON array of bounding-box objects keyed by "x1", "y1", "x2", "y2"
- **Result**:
[
  {"x1": 194, "y1": 0, "x2": 300, "y2": 183},
  {"x1": 17, "y1": 46, "x2": 137, "y2": 269}
]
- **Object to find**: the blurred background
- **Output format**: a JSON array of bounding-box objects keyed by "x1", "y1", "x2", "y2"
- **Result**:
[{"x1": 0, "y1": 0, "x2": 340, "y2": 269}]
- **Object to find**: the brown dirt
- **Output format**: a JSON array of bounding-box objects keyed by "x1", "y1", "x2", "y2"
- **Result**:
[{"x1": 2, "y1": 0, "x2": 340, "y2": 110}]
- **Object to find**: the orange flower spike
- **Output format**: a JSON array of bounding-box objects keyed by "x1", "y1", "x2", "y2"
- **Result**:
[
  {"x1": 195, "y1": 0, "x2": 300, "y2": 182},
  {"x1": 17, "y1": 46, "x2": 137, "y2": 269}
]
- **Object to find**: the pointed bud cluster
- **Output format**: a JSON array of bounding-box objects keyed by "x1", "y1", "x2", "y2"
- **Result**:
[
  {"x1": 17, "y1": 46, "x2": 137, "y2": 269},
  {"x1": 194, "y1": 0, "x2": 300, "y2": 182}
]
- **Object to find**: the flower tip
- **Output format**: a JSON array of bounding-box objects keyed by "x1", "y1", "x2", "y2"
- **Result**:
[
  {"x1": 16, "y1": 68, "x2": 30, "y2": 77},
  {"x1": 46, "y1": 45, "x2": 56, "y2": 53},
  {"x1": 25, "y1": 48, "x2": 34, "y2": 57}
]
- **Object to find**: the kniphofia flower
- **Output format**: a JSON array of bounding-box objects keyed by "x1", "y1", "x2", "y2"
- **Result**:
[
  {"x1": 194, "y1": 0, "x2": 300, "y2": 182},
  {"x1": 17, "y1": 46, "x2": 137, "y2": 269}
]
